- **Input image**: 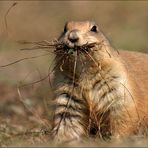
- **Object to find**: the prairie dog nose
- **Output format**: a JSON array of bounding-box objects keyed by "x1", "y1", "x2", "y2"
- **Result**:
[{"x1": 68, "y1": 30, "x2": 79, "y2": 43}]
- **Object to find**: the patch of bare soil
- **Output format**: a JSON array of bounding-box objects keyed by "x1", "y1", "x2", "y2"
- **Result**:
[{"x1": 0, "y1": 82, "x2": 53, "y2": 147}]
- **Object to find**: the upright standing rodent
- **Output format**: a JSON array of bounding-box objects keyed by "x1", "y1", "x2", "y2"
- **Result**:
[{"x1": 51, "y1": 21, "x2": 148, "y2": 143}]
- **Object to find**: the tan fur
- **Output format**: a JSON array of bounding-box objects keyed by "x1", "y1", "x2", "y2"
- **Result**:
[
  {"x1": 120, "y1": 50, "x2": 148, "y2": 103},
  {"x1": 51, "y1": 21, "x2": 148, "y2": 143}
]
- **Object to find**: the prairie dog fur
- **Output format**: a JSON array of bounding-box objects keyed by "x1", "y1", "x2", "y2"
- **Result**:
[{"x1": 51, "y1": 21, "x2": 148, "y2": 143}]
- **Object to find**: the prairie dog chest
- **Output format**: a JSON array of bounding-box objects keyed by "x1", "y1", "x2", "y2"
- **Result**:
[{"x1": 77, "y1": 60, "x2": 132, "y2": 112}]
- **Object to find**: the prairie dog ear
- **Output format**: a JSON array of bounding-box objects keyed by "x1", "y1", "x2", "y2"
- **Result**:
[{"x1": 89, "y1": 21, "x2": 98, "y2": 27}]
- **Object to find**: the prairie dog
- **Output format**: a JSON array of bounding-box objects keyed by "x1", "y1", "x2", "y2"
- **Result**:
[{"x1": 51, "y1": 21, "x2": 148, "y2": 143}]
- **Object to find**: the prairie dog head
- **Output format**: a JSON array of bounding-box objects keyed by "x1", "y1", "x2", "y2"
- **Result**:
[
  {"x1": 55, "y1": 21, "x2": 114, "y2": 75},
  {"x1": 58, "y1": 21, "x2": 110, "y2": 51}
]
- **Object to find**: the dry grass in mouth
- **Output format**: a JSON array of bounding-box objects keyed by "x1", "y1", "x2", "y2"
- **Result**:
[{"x1": 18, "y1": 40, "x2": 99, "y2": 54}]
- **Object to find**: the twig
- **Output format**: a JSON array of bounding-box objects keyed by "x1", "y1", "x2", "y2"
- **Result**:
[
  {"x1": 17, "y1": 87, "x2": 49, "y2": 127},
  {"x1": 4, "y1": 2, "x2": 18, "y2": 36},
  {"x1": 0, "y1": 53, "x2": 50, "y2": 68}
]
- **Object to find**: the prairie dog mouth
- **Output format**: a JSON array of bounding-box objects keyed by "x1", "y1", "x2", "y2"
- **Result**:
[{"x1": 56, "y1": 42, "x2": 97, "y2": 54}]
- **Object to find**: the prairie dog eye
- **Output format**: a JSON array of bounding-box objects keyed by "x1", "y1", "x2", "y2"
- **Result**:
[
  {"x1": 90, "y1": 25, "x2": 97, "y2": 32},
  {"x1": 64, "y1": 25, "x2": 67, "y2": 33}
]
